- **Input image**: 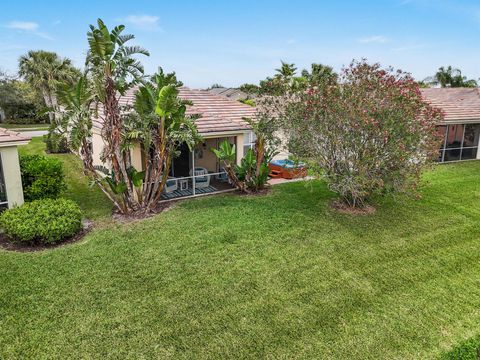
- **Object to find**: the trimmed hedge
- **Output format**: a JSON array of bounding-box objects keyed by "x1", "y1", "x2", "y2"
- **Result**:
[
  {"x1": 20, "y1": 154, "x2": 66, "y2": 201},
  {"x1": 0, "y1": 199, "x2": 83, "y2": 244}
]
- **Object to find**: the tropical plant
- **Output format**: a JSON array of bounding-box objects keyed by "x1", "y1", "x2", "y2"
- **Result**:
[
  {"x1": 281, "y1": 60, "x2": 444, "y2": 209},
  {"x1": 85, "y1": 18, "x2": 149, "y2": 212},
  {"x1": 427, "y1": 66, "x2": 477, "y2": 88},
  {"x1": 122, "y1": 68, "x2": 201, "y2": 212},
  {"x1": 213, "y1": 96, "x2": 279, "y2": 192},
  {"x1": 301, "y1": 63, "x2": 337, "y2": 85},
  {"x1": 18, "y1": 50, "x2": 80, "y2": 123},
  {"x1": 56, "y1": 75, "x2": 95, "y2": 172}
]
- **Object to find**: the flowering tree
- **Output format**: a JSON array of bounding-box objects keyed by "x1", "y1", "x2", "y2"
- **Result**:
[{"x1": 282, "y1": 60, "x2": 443, "y2": 208}]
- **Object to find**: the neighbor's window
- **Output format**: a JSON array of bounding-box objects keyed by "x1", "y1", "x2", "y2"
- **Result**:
[
  {"x1": 243, "y1": 131, "x2": 257, "y2": 155},
  {"x1": 0, "y1": 155, "x2": 7, "y2": 209},
  {"x1": 438, "y1": 124, "x2": 480, "y2": 162}
]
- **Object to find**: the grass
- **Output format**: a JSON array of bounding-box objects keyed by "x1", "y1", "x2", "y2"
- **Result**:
[
  {"x1": 1, "y1": 139, "x2": 480, "y2": 358},
  {"x1": 0, "y1": 123, "x2": 49, "y2": 130},
  {"x1": 18, "y1": 137, "x2": 112, "y2": 221}
]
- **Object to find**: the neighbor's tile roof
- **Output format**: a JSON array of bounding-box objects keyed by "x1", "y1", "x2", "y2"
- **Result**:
[
  {"x1": 93, "y1": 86, "x2": 255, "y2": 135},
  {"x1": 0, "y1": 128, "x2": 30, "y2": 146},
  {"x1": 206, "y1": 87, "x2": 250, "y2": 101},
  {"x1": 421, "y1": 88, "x2": 480, "y2": 122}
]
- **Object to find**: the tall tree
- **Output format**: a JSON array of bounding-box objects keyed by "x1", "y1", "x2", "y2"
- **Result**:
[
  {"x1": 85, "y1": 18, "x2": 149, "y2": 211},
  {"x1": 18, "y1": 50, "x2": 79, "y2": 123},
  {"x1": 281, "y1": 60, "x2": 443, "y2": 209},
  {"x1": 301, "y1": 63, "x2": 337, "y2": 85},
  {"x1": 430, "y1": 66, "x2": 477, "y2": 88}
]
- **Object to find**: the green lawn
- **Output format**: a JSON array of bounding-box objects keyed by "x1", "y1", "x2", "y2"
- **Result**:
[
  {"x1": 0, "y1": 123, "x2": 49, "y2": 130},
  {"x1": 1, "y1": 139, "x2": 480, "y2": 358}
]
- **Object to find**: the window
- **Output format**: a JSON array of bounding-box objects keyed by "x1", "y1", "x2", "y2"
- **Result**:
[
  {"x1": 243, "y1": 131, "x2": 256, "y2": 155},
  {"x1": 438, "y1": 124, "x2": 480, "y2": 162},
  {"x1": 0, "y1": 155, "x2": 7, "y2": 210}
]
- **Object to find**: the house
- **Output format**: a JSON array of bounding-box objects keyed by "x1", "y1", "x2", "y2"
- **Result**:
[
  {"x1": 0, "y1": 128, "x2": 30, "y2": 209},
  {"x1": 421, "y1": 88, "x2": 480, "y2": 162},
  {"x1": 92, "y1": 87, "x2": 260, "y2": 199}
]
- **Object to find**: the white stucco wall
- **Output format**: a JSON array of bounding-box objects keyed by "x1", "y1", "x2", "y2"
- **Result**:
[{"x1": 1, "y1": 146, "x2": 24, "y2": 208}]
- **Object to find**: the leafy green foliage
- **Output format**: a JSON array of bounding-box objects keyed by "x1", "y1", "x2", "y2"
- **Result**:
[
  {"x1": 20, "y1": 154, "x2": 66, "y2": 201},
  {"x1": 426, "y1": 65, "x2": 478, "y2": 88},
  {"x1": 44, "y1": 124, "x2": 69, "y2": 153},
  {"x1": 0, "y1": 198, "x2": 82, "y2": 244},
  {"x1": 441, "y1": 335, "x2": 480, "y2": 360},
  {"x1": 282, "y1": 60, "x2": 443, "y2": 208},
  {"x1": 211, "y1": 140, "x2": 236, "y2": 163},
  {"x1": 0, "y1": 75, "x2": 46, "y2": 123}
]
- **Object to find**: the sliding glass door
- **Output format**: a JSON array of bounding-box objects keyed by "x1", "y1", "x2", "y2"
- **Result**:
[{"x1": 438, "y1": 124, "x2": 480, "y2": 162}]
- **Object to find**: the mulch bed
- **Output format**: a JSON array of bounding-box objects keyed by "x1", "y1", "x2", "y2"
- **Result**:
[
  {"x1": 330, "y1": 200, "x2": 376, "y2": 216},
  {"x1": 0, "y1": 220, "x2": 93, "y2": 253},
  {"x1": 112, "y1": 201, "x2": 176, "y2": 223}
]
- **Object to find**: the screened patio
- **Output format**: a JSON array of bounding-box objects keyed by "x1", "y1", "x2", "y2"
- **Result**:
[{"x1": 160, "y1": 136, "x2": 240, "y2": 201}]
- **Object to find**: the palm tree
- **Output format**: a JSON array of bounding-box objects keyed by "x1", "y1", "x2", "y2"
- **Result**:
[
  {"x1": 432, "y1": 66, "x2": 477, "y2": 88},
  {"x1": 18, "y1": 50, "x2": 79, "y2": 123},
  {"x1": 301, "y1": 63, "x2": 337, "y2": 84},
  {"x1": 85, "y1": 18, "x2": 149, "y2": 211},
  {"x1": 275, "y1": 61, "x2": 297, "y2": 79}
]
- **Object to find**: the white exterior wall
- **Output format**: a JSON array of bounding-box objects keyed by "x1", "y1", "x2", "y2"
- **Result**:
[{"x1": 1, "y1": 146, "x2": 24, "y2": 208}]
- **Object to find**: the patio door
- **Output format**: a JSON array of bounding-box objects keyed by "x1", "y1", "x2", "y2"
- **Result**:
[{"x1": 173, "y1": 143, "x2": 191, "y2": 177}]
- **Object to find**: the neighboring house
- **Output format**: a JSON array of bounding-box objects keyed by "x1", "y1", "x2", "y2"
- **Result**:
[
  {"x1": 422, "y1": 88, "x2": 480, "y2": 162},
  {"x1": 206, "y1": 87, "x2": 251, "y2": 101},
  {"x1": 92, "y1": 87, "x2": 259, "y2": 199},
  {"x1": 0, "y1": 129, "x2": 30, "y2": 209}
]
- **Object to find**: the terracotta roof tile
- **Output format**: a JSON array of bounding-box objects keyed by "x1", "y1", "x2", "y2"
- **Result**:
[
  {"x1": 0, "y1": 128, "x2": 30, "y2": 146},
  {"x1": 421, "y1": 88, "x2": 480, "y2": 122},
  {"x1": 92, "y1": 86, "x2": 254, "y2": 135}
]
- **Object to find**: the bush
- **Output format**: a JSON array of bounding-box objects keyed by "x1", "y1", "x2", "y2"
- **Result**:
[
  {"x1": 44, "y1": 129, "x2": 69, "y2": 154},
  {"x1": 282, "y1": 60, "x2": 444, "y2": 208},
  {"x1": 0, "y1": 199, "x2": 83, "y2": 244},
  {"x1": 20, "y1": 154, "x2": 66, "y2": 201}
]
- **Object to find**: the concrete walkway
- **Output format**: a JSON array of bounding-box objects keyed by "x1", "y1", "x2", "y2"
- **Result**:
[{"x1": 17, "y1": 130, "x2": 48, "y2": 138}]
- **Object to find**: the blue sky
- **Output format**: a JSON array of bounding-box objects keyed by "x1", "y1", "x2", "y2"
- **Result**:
[{"x1": 1, "y1": 0, "x2": 479, "y2": 88}]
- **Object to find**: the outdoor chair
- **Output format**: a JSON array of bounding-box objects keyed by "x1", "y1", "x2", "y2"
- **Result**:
[{"x1": 190, "y1": 167, "x2": 211, "y2": 189}]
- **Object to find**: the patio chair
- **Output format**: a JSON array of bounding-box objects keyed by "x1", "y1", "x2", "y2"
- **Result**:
[
  {"x1": 164, "y1": 177, "x2": 178, "y2": 193},
  {"x1": 190, "y1": 167, "x2": 211, "y2": 189}
]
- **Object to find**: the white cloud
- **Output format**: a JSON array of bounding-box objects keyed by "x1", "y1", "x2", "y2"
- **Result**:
[
  {"x1": 121, "y1": 15, "x2": 162, "y2": 31},
  {"x1": 4, "y1": 21, "x2": 53, "y2": 40},
  {"x1": 286, "y1": 39, "x2": 296, "y2": 45},
  {"x1": 6, "y1": 21, "x2": 39, "y2": 31},
  {"x1": 358, "y1": 35, "x2": 390, "y2": 44}
]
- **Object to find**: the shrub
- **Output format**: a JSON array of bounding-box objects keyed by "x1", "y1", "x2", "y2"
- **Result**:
[
  {"x1": 44, "y1": 128, "x2": 69, "y2": 154},
  {"x1": 20, "y1": 154, "x2": 66, "y2": 201},
  {"x1": 0, "y1": 199, "x2": 83, "y2": 244},
  {"x1": 282, "y1": 60, "x2": 444, "y2": 208}
]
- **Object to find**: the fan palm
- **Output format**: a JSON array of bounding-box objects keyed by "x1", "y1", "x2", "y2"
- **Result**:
[{"x1": 18, "y1": 50, "x2": 79, "y2": 123}]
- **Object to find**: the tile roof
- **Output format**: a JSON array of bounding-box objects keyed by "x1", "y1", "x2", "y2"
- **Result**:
[
  {"x1": 0, "y1": 128, "x2": 30, "y2": 146},
  {"x1": 206, "y1": 87, "x2": 250, "y2": 101},
  {"x1": 421, "y1": 88, "x2": 480, "y2": 123},
  {"x1": 94, "y1": 87, "x2": 255, "y2": 135}
]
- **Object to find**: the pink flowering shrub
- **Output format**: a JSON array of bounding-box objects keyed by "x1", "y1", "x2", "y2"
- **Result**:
[{"x1": 282, "y1": 60, "x2": 444, "y2": 208}]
